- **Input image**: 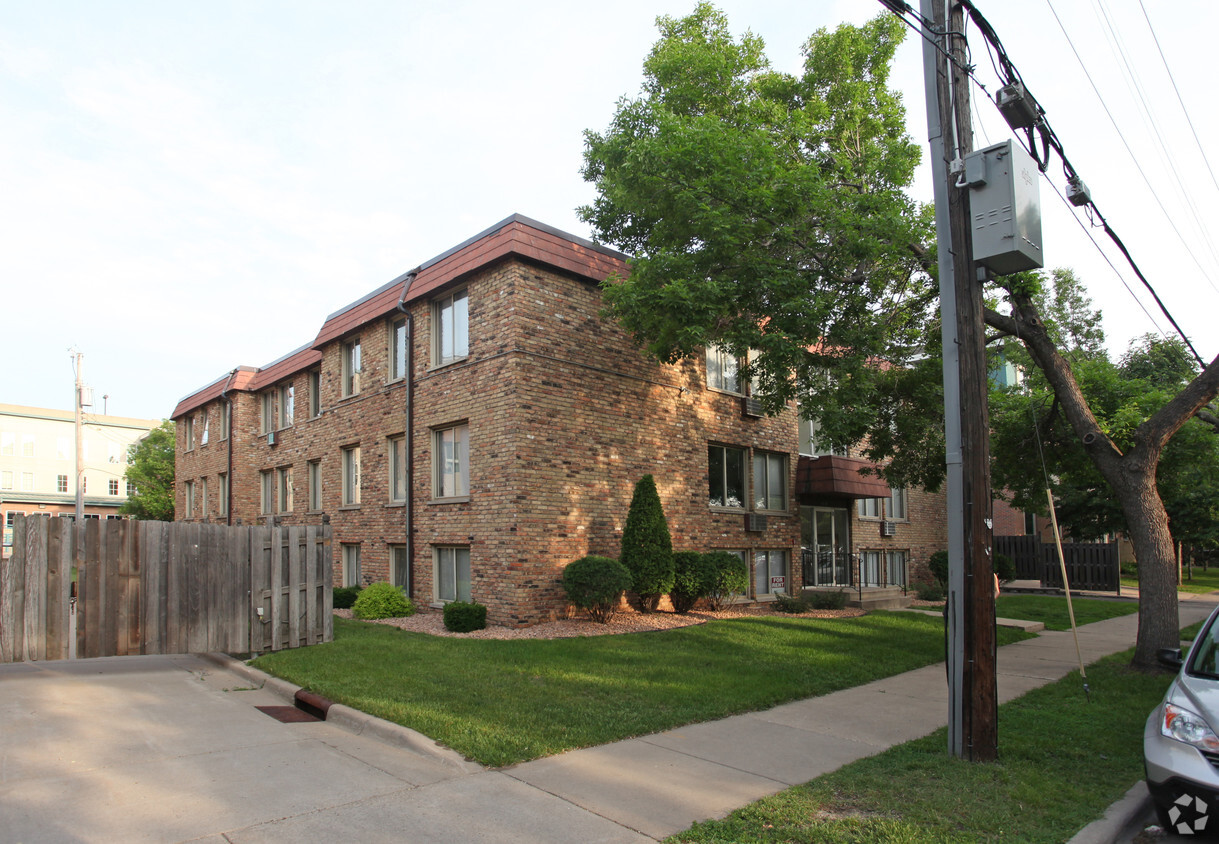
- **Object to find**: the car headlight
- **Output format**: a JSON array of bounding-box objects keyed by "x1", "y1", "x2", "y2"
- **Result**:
[{"x1": 1162, "y1": 703, "x2": 1219, "y2": 751}]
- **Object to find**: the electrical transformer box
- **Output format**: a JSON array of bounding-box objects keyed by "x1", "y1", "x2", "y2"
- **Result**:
[{"x1": 964, "y1": 140, "x2": 1043, "y2": 275}]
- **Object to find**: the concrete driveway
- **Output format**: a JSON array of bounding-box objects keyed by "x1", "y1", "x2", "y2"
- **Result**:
[{"x1": 0, "y1": 654, "x2": 645, "y2": 843}]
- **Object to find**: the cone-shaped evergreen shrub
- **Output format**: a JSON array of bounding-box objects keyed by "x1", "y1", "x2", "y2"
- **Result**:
[{"x1": 619, "y1": 474, "x2": 674, "y2": 612}]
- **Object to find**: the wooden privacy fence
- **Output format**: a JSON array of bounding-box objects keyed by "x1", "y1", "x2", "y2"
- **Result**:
[
  {"x1": 0, "y1": 515, "x2": 332, "y2": 664},
  {"x1": 994, "y1": 534, "x2": 1120, "y2": 593}
]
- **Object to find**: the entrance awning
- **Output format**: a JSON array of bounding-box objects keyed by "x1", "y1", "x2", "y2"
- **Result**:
[{"x1": 795, "y1": 455, "x2": 890, "y2": 500}]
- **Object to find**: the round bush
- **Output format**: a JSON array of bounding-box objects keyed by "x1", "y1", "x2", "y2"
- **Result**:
[
  {"x1": 351, "y1": 582, "x2": 415, "y2": 620},
  {"x1": 670, "y1": 550, "x2": 716, "y2": 614},
  {"x1": 563, "y1": 555, "x2": 633, "y2": 623},
  {"x1": 333, "y1": 585, "x2": 363, "y2": 610},
  {"x1": 703, "y1": 551, "x2": 749, "y2": 611},
  {"x1": 443, "y1": 601, "x2": 487, "y2": 633},
  {"x1": 928, "y1": 551, "x2": 949, "y2": 588}
]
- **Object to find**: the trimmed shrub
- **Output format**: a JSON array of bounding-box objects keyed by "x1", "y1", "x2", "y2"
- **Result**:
[
  {"x1": 772, "y1": 591, "x2": 809, "y2": 613},
  {"x1": 443, "y1": 601, "x2": 487, "y2": 633},
  {"x1": 808, "y1": 589, "x2": 848, "y2": 610},
  {"x1": 333, "y1": 585, "x2": 363, "y2": 610},
  {"x1": 928, "y1": 551, "x2": 949, "y2": 589},
  {"x1": 619, "y1": 475, "x2": 674, "y2": 612},
  {"x1": 670, "y1": 550, "x2": 717, "y2": 614},
  {"x1": 916, "y1": 581, "x2": 945, "y2": 601},
  {"x1": 704, "y1": 551, "x2": 749, "y2": 611},
  {"x1": 563, "y1": 555, "x2": 633, "y2": 623},
  {"x1": 351, "y1": 582, "x2": 414, "y2": 620},
  {"x1": 993, "y1": 552, "x2": 1016, "y2": 583}
]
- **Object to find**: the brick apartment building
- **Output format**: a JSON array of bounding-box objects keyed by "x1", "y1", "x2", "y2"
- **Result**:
[{"x1": 172, "y1": 215, "x2": 945, "y2": 626}]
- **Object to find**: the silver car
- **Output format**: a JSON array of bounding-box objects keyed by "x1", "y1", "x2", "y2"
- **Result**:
[{"x1": 1145, "y1": 603, "x2": 1219, "y2": 836}]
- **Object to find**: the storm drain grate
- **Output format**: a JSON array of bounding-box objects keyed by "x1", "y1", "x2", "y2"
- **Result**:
[{"x1": 256, "y1": 705, "x2": 321, "y2": 723}]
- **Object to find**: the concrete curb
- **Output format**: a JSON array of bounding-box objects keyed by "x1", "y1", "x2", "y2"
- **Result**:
[
  {"x1": 1066, "y1": 780, "x2": 1152, "y2": 844},
  {"x1": 198, "y1": 652, "x2": 482, "y2": 775}
]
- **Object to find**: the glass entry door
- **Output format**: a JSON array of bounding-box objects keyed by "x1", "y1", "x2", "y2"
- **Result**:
[{"x1": 801, "y1": 506, "x2": 850, "y2": 587}]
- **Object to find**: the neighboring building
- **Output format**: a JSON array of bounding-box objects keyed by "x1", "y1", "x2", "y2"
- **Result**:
[
  {"x1": 1, "y1": 404, "x2": 161, "y2": 556},
  {"x1": 172, "y1": 215, "x2": 944, "y2": 626}
]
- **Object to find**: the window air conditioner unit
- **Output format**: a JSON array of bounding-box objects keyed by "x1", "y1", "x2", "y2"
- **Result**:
[
  {"x1": 267, "y1": 430, "x2": 277, "y2": 446},
  {"x1": 746, "y1": 513, "x2": 767, "y2": 532},
  {"x1": 743, "y1": 396, "x2": 764, "y2": 418},
  {"x1": 881, "y1": 521, "x2": 897, "y2": 537}
]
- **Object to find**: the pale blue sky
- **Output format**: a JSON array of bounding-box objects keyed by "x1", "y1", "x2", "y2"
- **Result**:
[{"x1": 3, "y1": 1, "x2": 1215, "y2": 420}]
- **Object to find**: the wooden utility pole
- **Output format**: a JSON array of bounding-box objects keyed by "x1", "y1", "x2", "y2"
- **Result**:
[{"x1": 921, "y1": 0, "x2": 998, "y2": 761}]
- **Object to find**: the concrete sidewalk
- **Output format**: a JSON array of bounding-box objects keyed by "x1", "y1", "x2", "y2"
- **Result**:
[{"x1": 3, "y1": 598, "x2": 1214, "y2": 843}]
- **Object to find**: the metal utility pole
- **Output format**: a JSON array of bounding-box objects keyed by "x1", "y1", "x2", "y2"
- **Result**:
[{"x1": 920, "y1": 0, "x2": 998, "y2": 761}]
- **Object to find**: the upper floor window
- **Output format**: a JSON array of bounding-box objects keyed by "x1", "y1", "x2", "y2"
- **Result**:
[
  {"x1": 184, "y1": 416, "x2": 195, "y2": 451},
  {"x1": 22, "y1": 435, "x2": 35, "y2": 457},
  {"x1": 277, "y1": 384, "x2": 294, "y2": 429},
  {"x1": 433, "y1": 289, "x2": 469, "y2": 366},
  {"x1": 705, "y1": 345, "x2": 741, "y2": 394},
  {"x1": 220, "y1": 402, "x2": 231, "y2": 441},
  {"x1": 308, "y1": 459, "x2": 322, "y2": 511},
  {"x1": 708, "y1": 444, "x2": 746, "y2": 509},
  {"x1": 390, "y1": 316, "x2": 408, "y2": 381},
  {"x1": 218, "y1": 473, "x2": 229, "y2": 517},
  {"x1": 798, "y1": 416, "x2": 846, "y2": 458},
  {"x1": 277, "y1": 466, "x2": 293, "y2": 513},
  {"x1": 200, "y1": 411, "x2": 209, "y2": 446},
  {"x1": 342, "y1": 445, "x2": 361, "y2": 506},
  {"x1": 857, "y1": 497, "x2": 881, "y2": 519},
  {"x1": 57, "y1": 474, "x2": 68, "y2": 493},
  {"x1": 260, "y1": 470, "x2": 273, "y2": 515},
  {"x1": 108, "y1": 479, "x2": 119, "y2": 496},
  {"x1": 308, "y1": 369, "x2": 322, "y2": 418},
  {"x1": 0, "y1": 433, "x2": 13, "y2": 456},
  {"x1": 887, "y1": 487, "x2": 908, "y2": 521},
  {"x1": 434, "y1": 424, "x2": 469, "y2": 499},
  {"x1": 342, "y1": 339, "x2": 362, "y2": 398},
  {"x1": 260, "y1": 392, "x2": 274, "y2": 435},
  {"x1": 752, "y1": 451, "x2": 788, "y2": 512},
  {"x1": 389, "y1": 435, "x2": 408, "y2": 503},
  {"x1": 185, "y1": 480, "x2": 196, "y2": 516}
]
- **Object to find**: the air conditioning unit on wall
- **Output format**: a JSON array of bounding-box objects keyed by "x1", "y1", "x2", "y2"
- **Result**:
[
  {"x1": 746, "y1": 513, "x2": 768, "y2": 532},
  {"x1": 881, "y1": 521, "x2": 897, "y2": 537},
  {"x1": 267, "y1": 430, "x2": 277, "y2": 446},
  {"x1": 742, "y1": 396, "x2": 764, "y2": 418}
]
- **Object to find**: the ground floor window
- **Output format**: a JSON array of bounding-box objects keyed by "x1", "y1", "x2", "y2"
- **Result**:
[
  {"x1": 341, "y1": 543, "x2": 361, "y2": 588},
  {"x1": 754, "y1": 549, "x2": 788, "y2": 596},
  {"x1": 860, "y1": 550, "x2": 907, "y2": 587},
  {"x1": 887, "y1": 550, "x2": 907, "y2": 587},
  {"x1": 435, "y1": 545, "x2": 470, "y2": 603},
  {"x1": 391, "y1": 544, "x2": 410, "y2": 593},
  {"x1": 860, "y1": 551, "x2": 882, "y2": 587}
]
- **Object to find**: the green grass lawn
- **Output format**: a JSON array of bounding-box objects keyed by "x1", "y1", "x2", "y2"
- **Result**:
[
  {"x1": 994, "y1": 594, "x2": 1138, "y2": 630},
  {"x1": 252, "y1": 611, "x2": 1033, "y2": 767},
  {"x1": 1123, "y1": 565, "x2": 1219, "y2": 595}
]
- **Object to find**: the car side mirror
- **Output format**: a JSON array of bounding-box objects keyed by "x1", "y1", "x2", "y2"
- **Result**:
[{"x1": 1157, "y1": 647, "x2": 1184, "y2": 670}]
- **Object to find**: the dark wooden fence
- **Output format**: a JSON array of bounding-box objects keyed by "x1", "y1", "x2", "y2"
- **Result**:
[
  {"x1": 995, "y1": 534, "x2": 1120, "y2": 593},
  {"x1": 0, "y1": 514, "x2": 331, "y2": 664}
]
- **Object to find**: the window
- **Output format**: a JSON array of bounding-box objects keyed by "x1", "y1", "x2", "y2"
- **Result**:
[
  {"x1": 220, "y1": 403, "x2": 231, "y2": 441},
  {"x1": 860, "y1": 551, "x2": 883, "y2": 586},
  {"x1": 798, "y1": 416, "x2": 846, "y2": 457},
  {"x1": 126, "y1": 480, "x2": 136, "y2": 496},
  {"x1": 184, "y1": 416, "x2": 195, "y2": 451},
  {"x1": 277, "y1": 467, "x2": 293, "y2": 513},
  {"x1": 108, "y1": 479, "x2": 119, "y2": 496},
  {"x1": 433, "y1": 289, "x2": 469, "y2": 365},
  {"x1": 278, "y1": 384, "x2": 294, "y2": 428},
  {"x1": 435, "y1": 546, "x2": 470, "y2": 603},
  {"x1": 260, "y1": 470, "x2": 273, "y2": 515},
  {"x1": 887, "y1": 550, "x2": 907, "y2": 587},
  {"x1": 1024, "y1": 511, "x2": 1036, "y2": 536},
  {"x1": 341, "y1": 446, "x2": 361, "y2": 506},
  {"x1": 390, "y1": 317, "x2": 408, "y2": 381},
  {"x1": 0, "y1": 470, "x2": 12, "y2": 490},
  {"x1": 391, "y1": 544, "x2": 409, "y2": 592},
  {"x1": 57, "y1": 474, "x2": 68, "y2": 493},
  {"x1": 857, "y1": 498, "x2": 881, "y2": 519},
  {"x1": 218, "y1": 473, "x2": 228, "y2": 517},
  {"x1": 708, "y1": 444, "x2": 746, "y2": 509},
  {"x1": 108, "y1": 442, "x2": 122, "y2": 464},
  {"x1": 22, "y1": 435, "x2": 35, "y2": 458},
  {"x1": 0, "y1": 432, "x2": 13, "y2": 456},
  {"x1": 433, "y1": 425, "x2": 468, "y2": 499},
  {"x1": 261, "y1": 392, "x2": 274, "y2": 434},
  {"x1": 887, "y1": 488, "x2": 907, "y2": 521},
  {"x1": 752, "y1": 452, "x2": 787, "y2": 512},
  {"x1": 341, "y1": 544, "x2": 361, "y2": 588},
  {"x1": 308, "y1": 370, "x2": 321, "y2": 418},
  {"x1": 705, "y1": 345, "x2": 741, "y2": 393},
  {"x1": 185, "y1": 480, "x2": 196, "y2": 516},
  {"x1": 342, "y1": 339, "x2": 362, "y2": 398},
  {"x1": 21, "y1": 472, "x2": 34, "y2": 492},
  {"x1": 308, "y1": 460, "x2": 322, "y2": 511},
  {"x1": 754, "y1": 550, "x2": 788, "y2": 596},
  {"x1": 200, "y1": 411, "x2": 209, "y2": 446},
  {"x1": 200, "y1": 477, "x2": 209, "y2": 517},
  {"x1": 388, "y1": 435, "x2": 407, "y2": 503}
]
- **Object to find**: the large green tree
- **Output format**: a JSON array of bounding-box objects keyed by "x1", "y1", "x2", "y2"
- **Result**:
[
  {"x1": 581, "y1": 4, "x2": 1219, "y2": 669},
  {"x1": 120, "y1": 420, "x2": 175, "y2": 521}
]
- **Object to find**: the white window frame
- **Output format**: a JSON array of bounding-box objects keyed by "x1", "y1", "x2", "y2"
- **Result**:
[
  {"x1": 708, "y1": 444, "x2": 746, "y2": 510},
  {"x1": 342, "y1": 339, "x2": 362, "y2": 398},
  {"x1": 0, "y1": 470, "x2": 12, "y2": 490},
  {"x1": 433, "y1": 288, "x2": 469, "y2": 366},
  {"x1": 341, "y1": 445, "x2": 361, "y2": 506},
  {"x1": 705, "y1": 345, "x2": 741, "y2": 394},
  {"x1": 22, "y1": 435, "x2": 35, "y2": 458},
  {"x1": 752, "y1": 451, "x2": 787, "y2": 512},
  {"x1": 57, "y1": 474, "x2": 68, "y2": 493},
  {"x1": 21, "y1": 472, "x2": 34, "y2": 492},
  {"x1": 390, "y1": 316, "x2": 408, "y2": 381},
  {"x1": 0, "y1": 433, "x2": 13, "y2": 456},
  {"x1": 433, "y1": 424, "x2": 468, "y2": 500},
  {"x1": 434, "y1": 545, "x2": 471, "y2": 603},
  {"x1": 389, "y1": 435, "x2": 407, "y2": 503},
  {"x1": 108, "y1": 478, "x2": 120, "y2": 496}
]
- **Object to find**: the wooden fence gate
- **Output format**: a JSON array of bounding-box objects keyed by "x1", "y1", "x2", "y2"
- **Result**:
[{"x1": 0, "y1": 514, "x2": 332, "y2": 664}]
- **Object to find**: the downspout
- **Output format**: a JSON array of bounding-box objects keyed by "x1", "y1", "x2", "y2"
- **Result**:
[
  {"x1": 397, "y1": 270, "x2": 419, "y2": 596},
  {"x1": 220, "y1": 368, "x2": 238, "y2": 526}
]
